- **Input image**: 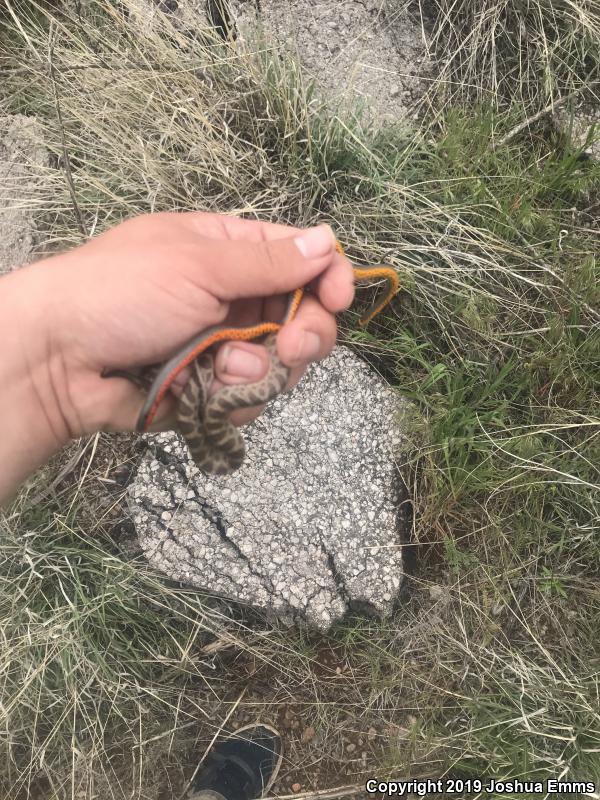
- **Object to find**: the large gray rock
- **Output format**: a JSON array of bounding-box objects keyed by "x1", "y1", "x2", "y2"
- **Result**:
[
  {"x1": 0, "y1": 114, "x2": 49, "y2": 274},
  {"x1": 128, "y1": 345, "x2": 413, "y2": 630}
]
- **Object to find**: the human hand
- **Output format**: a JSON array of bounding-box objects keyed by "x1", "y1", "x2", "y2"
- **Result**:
[{"x1": 16, "y1": 212, "x2": 356, "y2": 442}]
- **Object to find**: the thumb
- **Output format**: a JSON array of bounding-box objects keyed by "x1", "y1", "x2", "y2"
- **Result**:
[{"x1": 199, "y1": 223, "x2": 338, "y2": 300}]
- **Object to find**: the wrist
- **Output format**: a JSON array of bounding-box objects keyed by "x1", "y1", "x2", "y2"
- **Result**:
[{"x1": 0, "y1": 262, "x2": 72, "y2": 504}]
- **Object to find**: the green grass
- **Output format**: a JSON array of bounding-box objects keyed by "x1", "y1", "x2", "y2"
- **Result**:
[{"x1": 1, "y1": 0, "x2": 599, "y2": 797}]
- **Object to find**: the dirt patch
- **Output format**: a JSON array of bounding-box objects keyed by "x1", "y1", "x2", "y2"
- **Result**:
[
  {"x1": 0, "y1": 114, "x2": 49, "y2": 274},
  {"x1": 231, "y1": 0, "x2": 434, "y2": 130}
]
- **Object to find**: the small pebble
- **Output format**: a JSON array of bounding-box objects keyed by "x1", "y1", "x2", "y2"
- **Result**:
[
  {"x1": 301, "y1": 726, "x2": 316, "y2": 743},
  {"x1": 429, "y1": 584, "x2": 444, "y2": 600}
]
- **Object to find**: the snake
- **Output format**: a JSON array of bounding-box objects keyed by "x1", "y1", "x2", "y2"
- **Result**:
[{"x1": 102, "y1": 240, "x2": 399, "y2": 475}]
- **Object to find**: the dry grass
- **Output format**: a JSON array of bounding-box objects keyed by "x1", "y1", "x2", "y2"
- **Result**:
[
  {"x1": 0, "y1": 0, "x2": 599, "y2": 797},
  {"x1": 416, "y1": 0, "x2": 600, "y2": 110}
]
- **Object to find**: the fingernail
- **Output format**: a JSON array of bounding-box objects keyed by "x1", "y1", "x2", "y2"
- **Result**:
[
  {"x1": 221, "y1": 345, "x2": 265, "y2": 379},
  {"x1": 294, "y1": 224, "x2": 335, "y2": 259},
  {"x1": 293, "y1": 331, "x2": 321, "y2": 364}
]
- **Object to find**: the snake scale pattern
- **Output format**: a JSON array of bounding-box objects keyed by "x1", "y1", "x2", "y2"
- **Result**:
[{"x1": 176, "y1": 332, "x2": 289, "y2": 475}]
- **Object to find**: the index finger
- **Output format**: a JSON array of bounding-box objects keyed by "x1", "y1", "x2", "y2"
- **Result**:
[{"x1": 179, "y1": 212, "x2": 355, "y2": 316}]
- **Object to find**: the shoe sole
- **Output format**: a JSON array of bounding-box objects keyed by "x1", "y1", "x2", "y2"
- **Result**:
[{"x1": 225, "y1": 722, "x2": 283, "y2": 796}]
